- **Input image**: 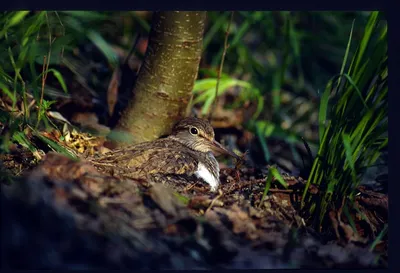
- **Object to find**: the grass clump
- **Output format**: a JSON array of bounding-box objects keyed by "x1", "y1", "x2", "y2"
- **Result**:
[{"x1": 300, "y1": 11, "x2": 387, "y2": 231}]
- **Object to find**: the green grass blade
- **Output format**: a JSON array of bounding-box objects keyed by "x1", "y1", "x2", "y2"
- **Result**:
[
  {"x1": 342, "y1": 133, "x2": 355, "y2": 171},
  {"x1": 270, "y1": 167, "x2": 288, "y2": 188},
  {"x1": 36, "y1": 68, "x2": 68, "y2": 93},
  {"x1": 0, "y1": 82, "x2": 16, "y2": 104},
  {"x1": 203, "y1": 12, "x2": 230, "y2": 50},
  {"x1": 33, "y1": 131, "x2": 78, "y2": 160},
  {"x1": 173, "y1": 192, "x2": 190, "y2": 205},
  {"x1": 341, "y1": 73, "x2": 368, "y2": 109},
  {"x1": 12, "y1": 131, "x2": 38, "y2": 154},
  {"x1": 369, "y1": 224, "x2": 388, "y2": 251},
  {"x1": 318, "y1": 85, "x2": 331, "y2": 144},
  {"x1": 131, "y1": 11, "x2": 151, "y2": 33},
  {"x1": 260, "y1": 166, "x2": 288, "y2": 207},
  {"x1": 337, "y1": 19, "x2": 355, "y2": 89},
  {"x1": 349, "y1": 11, "x2": 379, "y2": 77},
  {"x1": 49, "y1": 69, "x2": 68, "y2": 93},
  {"x1": 256, "y1": 122, "x2": 271, "y2": 163},
  {"x1": 0, "y1": 11, "x2": 31, "y2": 38},
  {"x1": 87, "y1": 30, "x2": 118, "y2": 67},
  {"x1": 259, "y1": 168, "x2": 273, "y2": 205}
]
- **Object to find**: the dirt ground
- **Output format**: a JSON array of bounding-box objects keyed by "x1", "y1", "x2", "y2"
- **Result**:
[{"x1": 0, "y1": 143, "x2": 388, "y2": 269}]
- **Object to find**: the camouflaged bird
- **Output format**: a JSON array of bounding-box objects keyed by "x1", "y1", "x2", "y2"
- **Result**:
[{"x1": 89, "y1": 117, "x2": 241, "y2": 191}]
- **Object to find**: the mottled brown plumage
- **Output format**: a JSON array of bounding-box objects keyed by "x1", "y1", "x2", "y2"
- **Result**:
[{"x1": 90, "y1": 117, "x2": 240, "y2": 191}]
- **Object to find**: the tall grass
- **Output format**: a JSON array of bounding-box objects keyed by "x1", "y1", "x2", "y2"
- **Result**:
[
  {"x1": 0, "y1": 11, "x2": 150, "y2": 157},
  {"x1": 1, "y1": 11, "x2": 65, "y2": 153},
  {"x1": 0, "y1": 11, "x2": 67, "y2": 120},
  {"x1": 300, "y1": 11, "x2": 387, "y2": 230},
  {"x1": 199, "y1": 12, "x2": 368, "y2": 167}
]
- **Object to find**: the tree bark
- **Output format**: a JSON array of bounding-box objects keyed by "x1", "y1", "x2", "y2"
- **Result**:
[{"x1": 116, "y1": 11, "x2": 206, "y2": 145}]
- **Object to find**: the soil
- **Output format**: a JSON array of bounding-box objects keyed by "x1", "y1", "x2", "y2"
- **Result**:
[{"x1": 0, "y1": 145, "x2": 388, "y2": 269}]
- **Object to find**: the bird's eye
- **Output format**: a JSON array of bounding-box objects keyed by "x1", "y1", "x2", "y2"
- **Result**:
[{"x1": 190, "y1": 127, "x2": 198, "y2": 135}]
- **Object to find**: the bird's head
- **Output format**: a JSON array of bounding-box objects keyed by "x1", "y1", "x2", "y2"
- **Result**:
[{"x1": 169, "y1": 117, "x2": 240, "y2": 160}]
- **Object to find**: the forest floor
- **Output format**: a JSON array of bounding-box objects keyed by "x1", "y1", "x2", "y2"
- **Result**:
[{"x1": 0, "y1": 133, "x2": 388, "y2": 269}]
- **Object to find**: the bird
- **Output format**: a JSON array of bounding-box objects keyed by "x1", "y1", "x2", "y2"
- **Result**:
[{"x1": 89, "y1": 117, "x2": 241, "y2": 192}]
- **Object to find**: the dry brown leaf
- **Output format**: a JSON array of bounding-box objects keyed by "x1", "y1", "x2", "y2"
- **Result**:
[{"x1": 107, "y1": 67, "x2": 121, "y2": 116}]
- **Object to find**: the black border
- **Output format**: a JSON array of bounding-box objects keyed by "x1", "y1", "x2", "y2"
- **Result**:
[
  {"x1": 0, "y1": 1, "x2": 389, "y2": 11},
  {"x1": 387, "y1": 5, "x2": 398, "y2": 271},
  {"x1": 0, "y1": 4, "x2": 397, "y2": 272}
]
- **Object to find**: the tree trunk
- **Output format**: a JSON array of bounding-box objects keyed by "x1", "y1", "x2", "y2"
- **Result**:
[{"x1": 115, "y1": 11, "x2": 206, "y2": 145}]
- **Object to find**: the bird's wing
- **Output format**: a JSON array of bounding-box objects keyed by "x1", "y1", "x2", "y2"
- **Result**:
[
  {"x1": 91, "y1": 139, "x2": 199, "y2": 179},
  {"x1": 126, "y1": 147, "x2": 199, "y2": 177}
]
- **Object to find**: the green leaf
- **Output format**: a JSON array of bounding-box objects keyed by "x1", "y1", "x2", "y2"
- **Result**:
[
  {"x1": 193, "y1": 77, "x2": 248, "y2": 93},
  {"x1": 203, "y1": 12, "x2": 230, "y2": 50},
  {"x1": 192, "y1": 78, "x2": 251, "y2": 114},
  {"x1": 319, "y1": 84, "x2": 331, "y2": 144},
  {"x1": 342, "y1": 133, "x2": 355, "y2": 171},
  {"x1": 201, "y1": 95, "x2": 215, "y2": 115},
  {"x1": 173, "y1": 192, "x2": 190, "y2": 205},
  {"x1": 341, "y1": 73, "x2": 368, "y2": 109},
  {"x1": 270, "y1": 167, "x2": 288, "y2": 188},
  {"x1": 131, "y1": 11, "x2": 151, "y2": 32},
  {"x1": 60, "y1": 11, "x2": 109, "y2": 21},
  {"x1": 35, "y1": 68, "x2": 68, "y2": 93},
  {"x1": 12, "y1": 131, "x2": 37, "y2": 154},
  {"x1": 369, "y1": 224, "x2": 388, "y2": 251},
  {"x1": 259, "y1": 169, "x2": 273, "y2": 205},
  {"x1": 231, "y1": 20, "x2": 250, "y2": 48},
  {"x1": 50, "y1": 69, "x2": 68, "y2": 93},
  {"x1": 337, "y1": 19, "x2": 355, "y2": 89},
  {"x1": 348, "y1": 11, "x2": 379, "y2": 77},
  {"x1": 255, "y1": 122, "x2": 271, "y2": 163},
  {"x1": 87, "y1": 31, "x2": 118, "y2": 67},
  {"x1": 0, "y1": 11, "x2": 31, "y2": 38},
  {"x1": 259, "y1": 166, "x2": 287, "y2": 207},
  {"x1": 193, "y1": 79, "x2": 219, "y2": 93},
  {"x1": 343, "y1": 203, "x2": 359, "y2": 236},
  {"x1": 0, "y1": 82, "x2": 16, "y2": 104},
  {"x1": 33, "y1": 131, "x2": 77, "y2": 160},
  {"x1": 9, "y1": 11, "x2": 31, "y2": 26}
]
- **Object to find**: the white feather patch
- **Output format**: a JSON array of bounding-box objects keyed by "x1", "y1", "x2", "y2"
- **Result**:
[{"x1": 195, "y1": 162, "x2": 219, "y2": 191}]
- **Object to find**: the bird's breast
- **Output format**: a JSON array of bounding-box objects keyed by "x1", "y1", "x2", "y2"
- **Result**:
[
  {"x1": 194, "y1": 152, "x2": 220, "y2": 192},
  {"x1": 195, "y1": 163, "x2": 219, "y2": 192}
]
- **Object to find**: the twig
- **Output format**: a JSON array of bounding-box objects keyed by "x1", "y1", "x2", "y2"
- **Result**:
[
  {"x1": 36, "y1": 12, "x2": 53, "y2": 128},
  {"x1": 268, "y1": 188, "x2": 294, "y2": 193},
  {"x1": 208, "y1": 11, "x2": 234, "y2": 121},
  {"x1": 54, "y1": 11, "x2": 65, "y2": 60},
  {"x1": 184, "y1": 181, "x2": 199, "y2": 192},
  {"x1": 123, "y1": 33, "x2": 141, "y2": 67},
  {"x1": 36, "y1": 55, "x2": 47, "y2": 128},
  {"x1": 205, "y1": 189, "x2": 223, "y2": 214},
  {"x1": 301, "y1": 136, "x2": 314, "y2": 168}
]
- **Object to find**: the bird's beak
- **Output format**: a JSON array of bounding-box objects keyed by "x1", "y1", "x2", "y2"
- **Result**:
[{"x1": 209, "y1": 139, "x2": 241, "y2": 160}]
